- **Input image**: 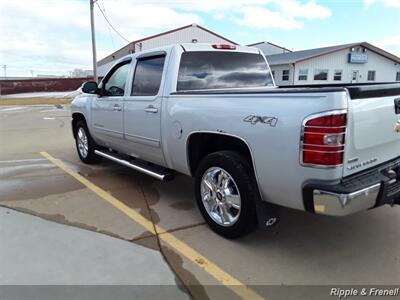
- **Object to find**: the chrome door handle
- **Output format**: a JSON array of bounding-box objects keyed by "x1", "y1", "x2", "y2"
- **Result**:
[
  {"x1": 144, "y1": 105, "x2": 158, "y2": 113},
  {"x1": 113, "y1": 104, "x2": 122, "y2": 111}
]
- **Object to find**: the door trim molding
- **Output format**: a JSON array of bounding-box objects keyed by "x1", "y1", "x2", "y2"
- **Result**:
[{"x1": 124, "y1": 132, "x2": 160, "y2": 147}]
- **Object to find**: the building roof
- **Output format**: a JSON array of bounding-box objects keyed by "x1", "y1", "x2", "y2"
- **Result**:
[
  {"x1": 266, "y1": 42, "x2": 400, "y2": 65},
  {"x1": 98, "y1": 23, "x2": 238, "y2": 65},
  {"x1": 246, "y1": 41, "x2": 292, "y2": 53},
  {"x1": 133, "y1": 23, "x2": 238, "y2": 46}
]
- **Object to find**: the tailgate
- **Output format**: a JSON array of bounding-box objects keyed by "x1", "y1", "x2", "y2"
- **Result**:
[{"x1": 344, "y1": 83, "x2": 400, "y2": 176}]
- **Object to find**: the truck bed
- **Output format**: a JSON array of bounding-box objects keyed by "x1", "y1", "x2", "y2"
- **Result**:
[
  {"x1": 285, "y1": 82, "x2": 400, "y2": 99},
  {"x1": 171, "y1": 82, "x2": 400, "y2": 99}
]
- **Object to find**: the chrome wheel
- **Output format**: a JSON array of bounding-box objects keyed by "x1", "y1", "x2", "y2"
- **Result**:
[
  {"x1": 200, "y1": 167, "x2": 241, "y2": 227},
  {"x1": 77, "y1": 127, "x2": 89, "y2": 158}
]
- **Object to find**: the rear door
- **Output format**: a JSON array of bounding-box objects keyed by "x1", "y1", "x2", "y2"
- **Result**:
[
  {"x1": 123, "y1": 52, "x2": 167, "y2": 166},
  {"x1": 344, "y1": 85, "x2": 400, "y2": 176},
  {"x1": 91, "y1": 60, "x2": 131, "y2": 148}
]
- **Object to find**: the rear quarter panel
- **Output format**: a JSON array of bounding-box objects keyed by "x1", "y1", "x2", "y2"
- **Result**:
[{"x1": 163, "y1": 91, "x2": 348, "y2": 210}]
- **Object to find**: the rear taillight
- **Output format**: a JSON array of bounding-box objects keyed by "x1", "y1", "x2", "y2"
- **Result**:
[
  {"x1": 301, "y1": 111, "x2": 347, "y2": 167},
  {"x1": 212, "y1": 44, "x2": 236, "y2": 50}
]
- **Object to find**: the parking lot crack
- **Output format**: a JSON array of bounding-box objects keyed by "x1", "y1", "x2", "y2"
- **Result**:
[
  {"x1": 138, "y1": 181, "x2": 197, "y2": 300},
  {"x1": 158, "y1": 222, "x2": 206, "y2": 236}
]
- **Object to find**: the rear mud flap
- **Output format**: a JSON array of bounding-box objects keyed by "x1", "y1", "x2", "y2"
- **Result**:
[{"x1": 255, "y1": 199, "x2": 280, "y2": 230}]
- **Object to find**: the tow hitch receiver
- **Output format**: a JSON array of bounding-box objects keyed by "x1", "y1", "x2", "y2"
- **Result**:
[{"x1": 382, "y1": 167, "x2": 400, "y2": 206}]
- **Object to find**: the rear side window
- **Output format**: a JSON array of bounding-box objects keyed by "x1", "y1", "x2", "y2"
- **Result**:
[
  {"x1": 177, "y1": 52, "x2": 273, "y2": 91},
  {"x1": 131, "y1": 55, "x2": 165, "y2": 96}
]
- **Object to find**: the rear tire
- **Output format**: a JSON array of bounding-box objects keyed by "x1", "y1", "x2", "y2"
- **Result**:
[
  {"x1": 74, "y1": 120, "x2": 100, "y2": 164},
  {"x1": 194, "y1": 151, "x2": 258, "y2": 238}
]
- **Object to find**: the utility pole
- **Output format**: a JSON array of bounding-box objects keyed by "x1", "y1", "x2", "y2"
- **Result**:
[
  {"x1": 2, "y1": 65, "x2": 7, "y2": 77},
  {"x1": 90, "y1": 0, "x2": 98, "y2": 82}
]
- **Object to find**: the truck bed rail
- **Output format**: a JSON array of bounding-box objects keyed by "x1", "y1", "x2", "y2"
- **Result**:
[{"x1": 171, "y1": 83, "x2": 400, "y2": 99}]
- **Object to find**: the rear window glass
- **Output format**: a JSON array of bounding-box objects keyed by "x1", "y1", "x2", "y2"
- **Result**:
[{"x1": 177, "y1": 51, "x2": 273, "y2": 91}]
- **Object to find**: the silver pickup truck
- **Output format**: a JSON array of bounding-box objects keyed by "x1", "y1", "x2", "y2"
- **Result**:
[{"x1": 71, "y1": 43, "x2": 400, "y2": 238}]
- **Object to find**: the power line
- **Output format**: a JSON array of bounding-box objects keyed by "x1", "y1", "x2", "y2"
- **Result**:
[
  {"x1": 101, "y1": 0, "x2": 116, "y2": 50},
  {"x1": 95, "y1": 1, "x2": 130, "y2": 43}
]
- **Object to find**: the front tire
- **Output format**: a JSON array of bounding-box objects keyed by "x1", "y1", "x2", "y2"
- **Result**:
[
  {"x1": 194, "y1": 151, "x2": 258, "y2": 238},
  {"x1": 74, "y1": 120, "x2": 100, "y2": 164}
]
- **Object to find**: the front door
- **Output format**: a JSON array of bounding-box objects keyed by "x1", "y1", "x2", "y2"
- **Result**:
[
  {"x1": 351, "y1": 70, "x2": 359, "y2": 83},
  {"x1": 91, "y1": 61, "x2": 131, "y2": 149},
  {"x1": 123, "y1": 54, "x2": 167, "y2": 166}
]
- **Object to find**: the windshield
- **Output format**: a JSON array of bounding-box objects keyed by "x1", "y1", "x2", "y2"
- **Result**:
[{"x1": 177, "y1": 51, "x2": 274, "y2": 91}]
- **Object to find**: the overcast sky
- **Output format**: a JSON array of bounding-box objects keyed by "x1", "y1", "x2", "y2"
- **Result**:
[{"x1": 0, "y1": 0, "x2": 399, "y2": 77}]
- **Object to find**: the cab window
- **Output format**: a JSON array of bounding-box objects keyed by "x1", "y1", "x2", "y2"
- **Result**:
[
  {"x1": 104, "y1": 63, "x2": 130, "y2": 96},
  {"x1": 177, "y1": 51, "x2": 273, "y2": 91},
  {"x1": 131, "y1": 55, "x2": 166, "y2": 96}
]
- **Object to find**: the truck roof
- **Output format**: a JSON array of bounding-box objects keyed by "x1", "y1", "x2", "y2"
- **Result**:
[
  {"x1": 179, "y1": 43, "x2": 260, "y2": 54},
  {"x1": 119, "y1": 43, "x2": 261, "y2": 63},
  {"x1": 111, "y1": 43, "x2": 264, "y2": 70}
]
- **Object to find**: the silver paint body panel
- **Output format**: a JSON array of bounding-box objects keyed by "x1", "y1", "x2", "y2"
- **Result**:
[{"x1": 71, "y1": 44, "x2": 399, "y2": 212}]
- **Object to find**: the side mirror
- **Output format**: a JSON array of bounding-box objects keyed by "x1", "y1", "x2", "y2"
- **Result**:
[{"x1": 82, "y1": 81, "x2": 99, "y2": 94}]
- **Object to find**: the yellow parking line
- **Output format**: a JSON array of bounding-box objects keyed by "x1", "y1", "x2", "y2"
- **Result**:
[{"x1": 40, "y1": 152, "x2": 265, "y2": 300}]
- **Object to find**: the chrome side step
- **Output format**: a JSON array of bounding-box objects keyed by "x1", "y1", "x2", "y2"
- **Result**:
[{"x1": 94, "y1": 150, "x2": 173, "y2": 181}]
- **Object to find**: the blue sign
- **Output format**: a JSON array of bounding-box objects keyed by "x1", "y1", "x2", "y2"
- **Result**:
[{"x1": 348, "y1": 53, "x2": 368, "y2": 64}]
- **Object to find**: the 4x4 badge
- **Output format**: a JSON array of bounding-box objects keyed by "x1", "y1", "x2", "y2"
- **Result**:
[{"x1": 243, "y1": 115, "x2": 278, "y2": 126}]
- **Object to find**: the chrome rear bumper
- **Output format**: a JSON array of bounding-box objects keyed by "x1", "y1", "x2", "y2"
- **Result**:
[
  {"x1": 303, "y1": 156, "x2": 400, "y2": 216},
  {"x1": 313, "y1": 183, "x2": 381, "y2": 216}
]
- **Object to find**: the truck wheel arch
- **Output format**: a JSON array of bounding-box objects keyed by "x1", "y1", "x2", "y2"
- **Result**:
[
  {"x1": 186, "y1": 132, "x2": 256, "y2": 177},
  {"x1": 72, "y1": 113, "x2": 87, "y2": 138}
]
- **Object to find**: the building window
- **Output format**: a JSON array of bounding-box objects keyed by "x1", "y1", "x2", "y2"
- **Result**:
[
  {"x1": 334, "y1": 70, "x2": 342, "y2": 81},
  {"x1": 314, "y1": 69, "x2": 328, "y2": 80},
  {"x1": 396, "y1": 72, "x2": 400, "y2": 81},
  {"x1": 367, "y1": 70, "x2": 376, "y2": 81},
  {"x1": 282, "y1": 70, "x2": 289, "y2": 81},
  {"x1": 298, "y1": 69, "x2": 308, "y2": 81}
]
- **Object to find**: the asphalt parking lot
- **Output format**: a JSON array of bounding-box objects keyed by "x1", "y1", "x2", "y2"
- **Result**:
[{"x1": 1, "y1": 104, "x2": 399, "y2": 300}]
